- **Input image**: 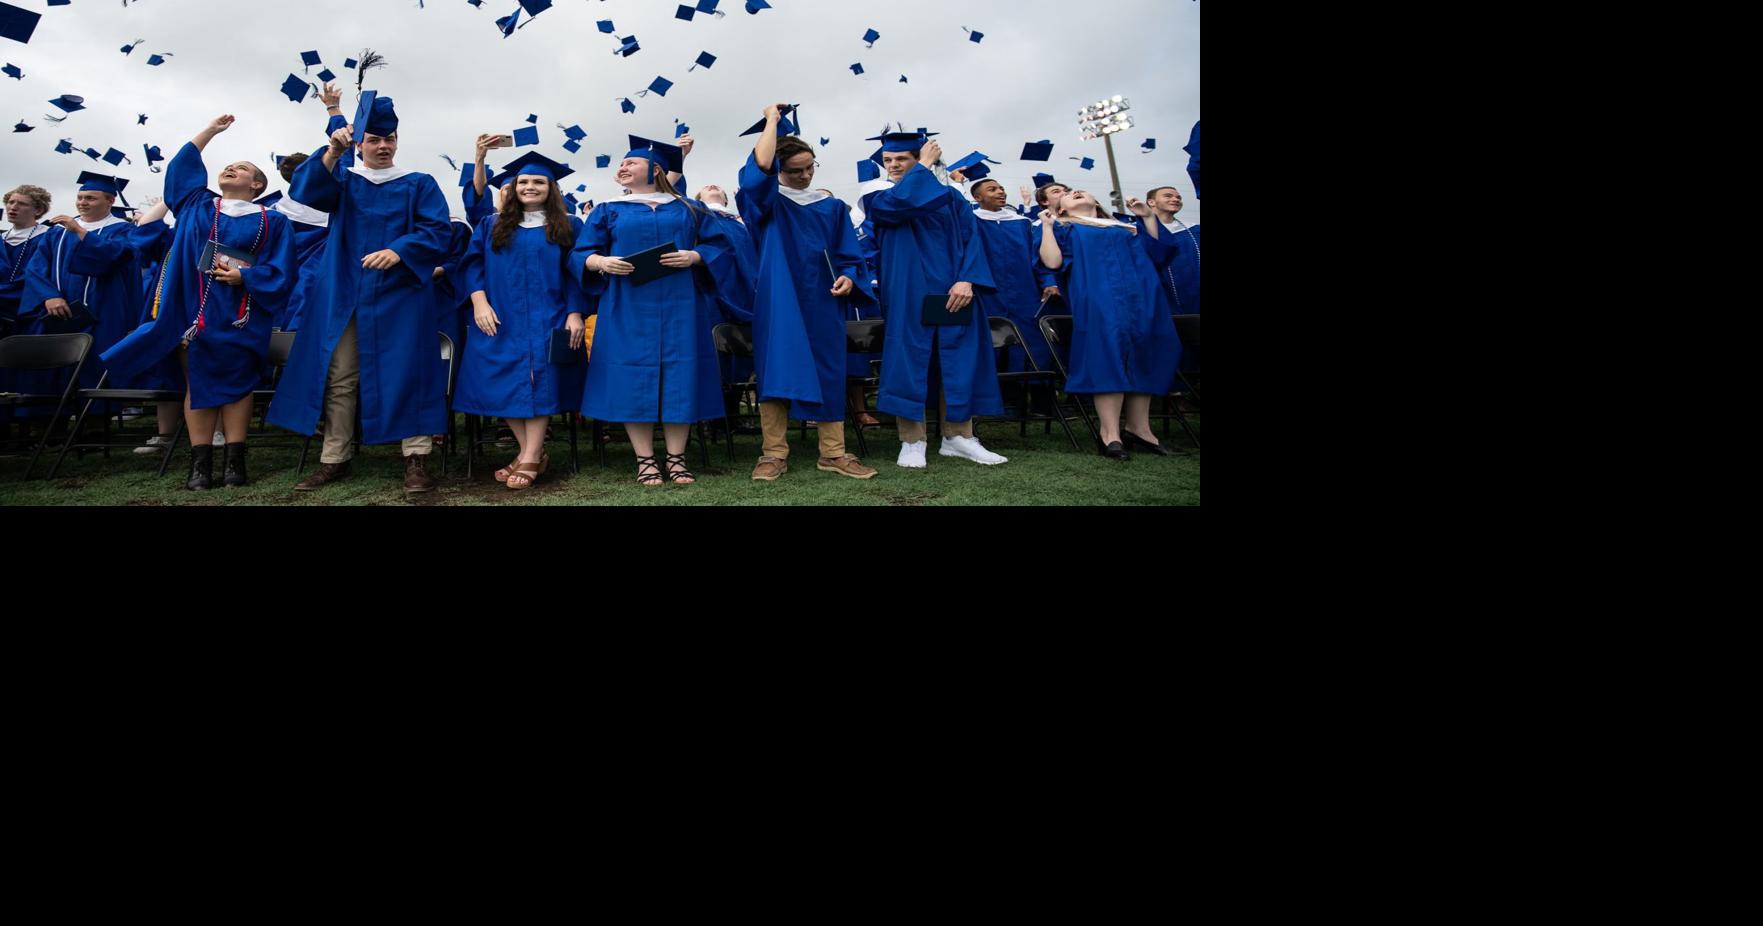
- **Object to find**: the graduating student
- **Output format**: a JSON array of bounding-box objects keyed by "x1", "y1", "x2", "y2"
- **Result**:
[
  {"x1": 2, "y1": 184, "x2": 52, "y2": 336},
  {"x1": 735, "y1": 103, "x2": 879, "y2": 482},
  {"x1": 101, "y1": 115, "x2": 296, "y2": 489},
  {"x1": 1135, "y1": 186, "x2": 1201, "y2": 314},
  {"x1": 456, "y1": 152, "x2": 589, "y2": 491},
  {"x1": 569, "y1": 135, "x2": 752, "y2": 487},
  {"x1": 266, "y1": 92, "x2": 452, "y2": 494},
  {"x1": 17, "y1": 171, "x2": 145, "y2": 412},
  {"x1": 965, "y1": 172, "x2": 1059, "y2": 383},
  {"x1": 113, "y1": 198, "x2": 185, "y2": 456},
  {"x1": 863, "y1": 130, "x2": 1007, "y2": 469},
  {"x1": 1037, "y1": 189, "x2": 1182, "y2": 460}
]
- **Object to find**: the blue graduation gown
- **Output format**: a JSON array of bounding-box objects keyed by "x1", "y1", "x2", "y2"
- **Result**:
[
  {"x1": 277, "y1": 116, "x2": 348, "y2": 331},
  {"x1": 701, "y1": 209, "x2": 757, "y2": 391},
  {"x1": 102, "y1": 143, "x2": 296, "y2": 408},
  {"x1": 454, "y1": 215, "x2": 589, "y2": 419},
  {"x1": 1153, "y1": 222, "x2": 1201, "y2": 315},
  {"x1": 866, "y1": 163, "x2": 1002, "y2": 423},
  {"x1": 972, "y1": 213, "x2": 1056, "y2": 373},
  {"x1": 113, "y1": 218, "x2": 180, "y2": 392},
  {"x1": 434, "y1": 219, "x2": 475, "y2": 348},
  {"x1": 1047, "y1": 221, "x2": 1181, "y2": 396},
  {"x1": 567, "y1": 198, "x2": 748, "y2": 424},
  {"x1": 17, "y1": 218, "x2": 143, "y2": 404},
  {"x1": 2, "y1": 226, "x2": 50, "y2": 328},
  {"x1": 266, "y1": 158, "x2": 452, "y2": 444},
  {"x1": 735, "y1": 152, "x2": 876, "y2": 421}
]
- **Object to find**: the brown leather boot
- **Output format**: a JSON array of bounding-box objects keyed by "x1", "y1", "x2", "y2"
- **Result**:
[
  {"x1": 403, "y1": 453, "x2": 436, "y2": 493},
  {"x1": 294, "y1": 460, "x2": 351, "y2": 491}
]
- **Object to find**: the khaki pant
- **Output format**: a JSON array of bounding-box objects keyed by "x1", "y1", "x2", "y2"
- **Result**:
[
  {"x1": 319, "y1": 319, "x2": 433, "y2": 464},
  {"x1": 896, "y1": 395, "x2": 973, "y2": 444},
  {"x1": 760, "y1": 400, "x2": 845, "y2": 460}
]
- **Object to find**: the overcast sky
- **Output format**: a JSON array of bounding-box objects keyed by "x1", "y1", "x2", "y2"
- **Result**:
[{"x1": 2, "y1": 0, "x2": 1199, "y2": 223}]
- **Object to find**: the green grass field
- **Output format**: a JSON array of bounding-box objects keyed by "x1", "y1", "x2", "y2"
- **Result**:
[{"x1": 0, "y1": 414, "x2": 1199, "y2": 506}]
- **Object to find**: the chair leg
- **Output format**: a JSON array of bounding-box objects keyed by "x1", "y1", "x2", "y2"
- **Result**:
[
  {"x1": 156, "y1": 418, "x2": 187, "y2": 477},
  {"x1": 569, "y1": 414, "x2": 580, "y2": 475},
  {"x1": 297, "y1": 434, "x2": 311, "y2": 474},
  {"x1": 45, "y1": 393, "x2": 99, "y2": 480}
]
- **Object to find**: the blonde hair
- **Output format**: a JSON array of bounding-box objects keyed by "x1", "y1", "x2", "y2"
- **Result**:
[{"x1": 5, "y1": 184, "x2": 51, "y2": 218}]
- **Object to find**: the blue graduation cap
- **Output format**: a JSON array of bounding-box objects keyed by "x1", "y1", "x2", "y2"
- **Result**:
[
  {"x1": 820, "y1": 137, "x2": 830, "y2": 146},
  {"x1": 144, "y1": 144, "x2": 165, "y2": 171},
  {"x1": 1021, "y1": 140, "x2": 1054, "y2": 161},
  {"x1": 496, "y1": 10, "x2": 521, "y2": 37},
  {"x1": 77, "y1": 170, "x2": 129, "y2": 200},
  {"x1": 614, "y1": 35, "x2": 640, "y2": 57},
  {"x1": 54, "y1": 138, "x2": 73, "y2": 154},
  {"x1": 626, "y1": 135, "x2": 684, "y2": 174},
  {"x1": 490, "y1": 150, "x2": 573, "y2": 187},
  {"x1": 697, "y1": 0, "x2": 724, "y2": 14},
  {"x1": 82, "y1": 147, "x2": 101, "y2": 160},
  {"x1": 1184, "y1": 121, "x2": 1200, "y2": 198},
  {"x1": 512, "y1": 125, "x2": 539, "y2": 146},
  {"x1": 137, "y1": 113, "x2": 148, "y2": 125},
  {"x1": 576, "y1": 184, "x2": 586, "y2": 192},
  {"x1": 597, "y1": 20, "x2": 616, "y2": 33},
  {"x1": 120, "y1": 39, "x2": 142, "y2": 55},
  {"x1": 675, "y1": 4, "x2": 696, "y2": 21},
  {"x1": 280, "y1": 74, "x2": 310, "y2": 103},
  {"x1": 1141, "y1": 138, "x2": 1157, "y2": 152},
  {"x1": 1, "y1": 3, "x2": 43, "y2": 45},
  {"x1": 1077, "y1": 157, "x2": 1095, "y2": 170},
  {"x1": 562, "y1": 138, "x2": 582, "y2": 154},
  {"x1": 316, "y1": 67, "x2": 335, "y2": 82},
  {"x1": 739, "y1": 105, "x2": 798, "y2": 138},
  {"x1": 13, "y1": 120, "x2": 30, "y2": 133},
  {"x1": 675, "y1": 121, "x2": 690, "y2": 138},
  {"x1": 948, "y1": 151, "x2": 999, "y2": 181},
  {"x1": 102, "y1": 147, "x2": 129, "y2": 166},
  {"x1": 343, "y1": 57, "x2": 358, "y2": 69},
  {"x1": 3, "y1": 62, "x2": 21, "y2": 79},
  {"x1": 964, "y1": 27, "x2": 985, "y2": 43},
  {"x1": 525, "y1": 114, "x2": 538, "y2": 124},
  {"x1": 1032, "y1": 172, "x2": 1057, "y2": 189},
  {"x1": 899, "y1": 75, "x2": 909, "y2": 83},
  {"x1": 618, "y1": 97, "x2": 636, "y2": 114},
  {"x1": 561, "y1": 123, "x2": 586, "y2": 141},
  {"x1": 642, "y1": 76, "x2": 673, "y2": 97},
  {"x1": 352, "y1": 91, "x2": 399, "y2": 137},
  {"x1": 47, "y1": 94, "x2": 85, "y2": 114},
  {"x1": 518, "y1": 0, "x2": 553, "y2": 15},
  {"x1": 690, "y1": 51, "x2": 716, "y2": 71},
  {"x1": 865, "y1": 128, "x2": 937, "y2": 153},
  {"x1": 300, "y1": 50, "x2": 321, "y2": 71},
  {"x1": 863, "y1": 28, "x2": 880, "y2": 47},
  {"x1": 745, "y1": 1, "x2": 772, "y2": 13},
  {"x1": 563, "y1": 192, "x2": 580, "y2": 213},
  {"x1": 146, "y1": 54, "x2": 169, "y2": 66},
  {"x1": 596, "y1": 154, "x2": 612, "y2": 168},
  {"x1": 849, "y1": 63, "x2": 864, "y2": 76}
]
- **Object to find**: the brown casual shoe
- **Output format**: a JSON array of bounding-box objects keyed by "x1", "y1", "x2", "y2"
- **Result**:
[
  {"x1": 751, "y1": 456, "x2": 788, "y2": 482},
  {"x1": 817, "y1": 454, "x2": 878, "y2": 480},
  {"x1": 294, "y1": 460, "x2": 351, "y2": 491},
  {"x1": 403, "y1": 454, "x2": 436, "y2": 494}
]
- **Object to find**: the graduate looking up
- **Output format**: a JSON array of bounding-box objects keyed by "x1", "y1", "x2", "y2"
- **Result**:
[
  {"x1": 569, "y1": 136, "x2": 754, "y2": 487},
  {"x1": 864, "y1": 129, "x2": 1008, "y2": 470},
  {"x1": 736, "y1": 102, "x2": 879, "y2": 483},
  {"x1": 456, "y1": 152, "x2": 589, "y2": 492},
  {"x1": 266, "y1": 92, "x2": 453, "y2": 495},
  {"x1": 967, "y1": 175, "x2": 1059, "y2": 410},
  {"x1": 1036, "y1": 190, "x2": 1182, "y2": 461}
]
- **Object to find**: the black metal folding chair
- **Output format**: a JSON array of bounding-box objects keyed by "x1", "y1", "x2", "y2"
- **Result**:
[
  {"x1": 986, "y1": 316, "x2": 1080, "y2": 450},
  {"x1": 0, "y1": 333, "x2": 93, "y2": 479}
]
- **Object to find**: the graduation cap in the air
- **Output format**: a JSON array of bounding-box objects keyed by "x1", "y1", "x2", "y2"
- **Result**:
[
  {"x1": 489, "y1": 150, "x2": 573, "y2": 188},
  {"x1": 618, "y1": 98, "x2": 636, "y2": 114},
  {"x1": 496, "y1": 10, "x2": 521, "y2": 37},
  {"x1": 518, "y1": 0, "x2": 553, "y2": 15},
  {"x1": 597, "y1": 20, "x2": 616, "y2": 33},
  {"x1": 641, "y1": 76, "x2": 673, "y2": 97},
  {"x1": 697, "y1": 0, "x2": 726, "y2": 16},
  {"x1": 120, "y1": 38, "x2": 143, "y2": 55},
  {"x1": 300, "y1": 50, "x2": 321, "y2": 71},
  {"x1": 54, "y1": 138, "x2": 74, "y2": 154},
  {"x1": 1141, "y1": 138, "x2": 1156, "y2": 152},
  {"x1": 144, "y1": 144, "x2": 165, "y2": 172},
  {"x1": 561, "y1": 123, "x2": 586, "y2": 141},
  {"x1": 512, "y1": 125, "x2": 539, "y2": 146},
  {"x1": 948, "y1": 151, "x2": 1000, "y2": 181},
  {"x1": 963, "y1": 27, "x2": 985, "y2": 43},
  {"x1": 739, "y1": 105, "x2": 798, "y2": 138},
  {"x1": 343, "y1": 57, "x2": 358, "y2": 69},
  {"x1": 1032, "y1": 172, "x2": 1058, "y2": 189},
  {"x1": 136, "y1": 113, "x2": 148, "y2": 125},
  {"x1": 13, "y1": 119, "x2": 31, "y2": 133},
  {"x1": 614, "y1": 35, "x2": 640, "y2": 57},
  {"x1": 316, "y1": 67, "x2": 335, "y2": 82},
  {"x1": 1021, "y1": 140, "x2": 1055, "y2": 161},
  {"x1": 280, "y1": 74, "x2": 311, "y2": 103},
  {"x1": 745, "y1": 1, "x2": 772, "y2": 13},
  {"x1": 862, "y1": 28, "x2": 880, "y2": 47},
  {"x1": 102, "y1": 147, "x2": 130, "y2": 167},
  {"x1": 146, "y1": 54, "x2": 169, "y2": 66},
  {"x1": 47, "y1": 94, "x2": 85, "y2": 114},
  {"x1": 1071, "y1": 157, "x2": 1095, "y2": 170},
  {"x1": 690, "y1": 51, "x2": 716, "y2": 71},
  {"x1": 3, "y1": 63, "x2": 21, "y2": 80},
  {"x1": 674, "y1": 4, "x2": 696, "y2": 20},
  {"x1": 674, "y1": 122, "x2": 690, "y2": 138},
  {"x1": 626, "y1": 135, "x2": 684, "y2": 175},
  {"x1": 849, "y1": 63, "x2": 865, "y2": 77},
  {"x1": 1, "y1": 2, "x2": 43, "y2": 45},
  {"x1": 1184, "y1": 121, "x2": 1200, "y2": 199}
]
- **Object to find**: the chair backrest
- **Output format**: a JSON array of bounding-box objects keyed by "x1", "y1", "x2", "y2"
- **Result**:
[
  {"x1": 437, "y1": 330, "x2": 454, "y2": 364},
  {"x1": 267, "y1": 330, "x2": 297, "y2": 368},
  {"x1": 712, "y1": 322, "x2": 755, "y2": 359},
  {"x1": 846, "y1": 319, "x2": 886, "y2": 354},
  {"x1": 1037, "y1": 315, "x2": 1074, "y2": 380},
  {"x1": 0, "y1": 332, "x2": 93, "y2": 372}
]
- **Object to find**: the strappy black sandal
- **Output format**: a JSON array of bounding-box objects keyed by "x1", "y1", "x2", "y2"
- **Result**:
[
  {"x1": 636, "y1": 454, "x2": 665, "y2": 487},
  {"x1": 664, "y1": 452, "x2": 697, "y2": 485}
]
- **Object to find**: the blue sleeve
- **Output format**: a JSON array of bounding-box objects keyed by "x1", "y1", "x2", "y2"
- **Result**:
[
  {"x1": 460, "y1": 216, "x2": 492, "y2": 300},
  {"x1": 831, "y1": 203, "x2": 878, "y2": 311},
  {"x1": 1138, "y1": 221, "x2": 1180, "y2": 266},
  {"x1": 735, "y1": 151, "x2": 777, "y2": 221},
  {"x1": 563, "y1": 217, "x2": 590, "y2": 317},
  {"x1": 166, "y1": 142, "x2": 214, "y2": 217},
  {"x1": 953, "y1": 204, "x2": 995, "y2": 292},
  {"x1": 68, "y1": 226, "x2": 137, "y2": 276},
  {"x1": 325, "y1": 114, "x2": 347, "y2": 137},
  {"x1": 568, "y1": 205, "x2": 611, "y2": 300},
  {"x1": 240, "y1": 213, "x2": 297, "y2": 316},
  {"x1": 692, "y1": 206, "x2": 755, "y2": 324},
  {"x1": 385, "y1": 177, "x2": 453, "y2": 289},
  {"x1": 289, "y1": 151, "x2": 343, "y2": 213},
  {"x1": 18, "y1": 227, "x2": 69, "y2": 314},
  {"x1": 127, "y1": 220, "x2": 174, "y2": 263},
  {"x1": 866, "y1": 163, "x2": 949, "y2": 225}
]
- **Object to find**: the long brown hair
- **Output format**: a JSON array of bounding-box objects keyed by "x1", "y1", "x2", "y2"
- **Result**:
[
  {"x1": 648, "y1": 165, "x2": 705, "y2": 225},
  {"x1": 491, "y1": 175, "x2": 572, "y2": 250}
]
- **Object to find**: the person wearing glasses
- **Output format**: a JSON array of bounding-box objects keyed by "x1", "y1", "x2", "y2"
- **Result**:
[{"x1": 735, "y1": 103, "x2": 879, "y2": 482}]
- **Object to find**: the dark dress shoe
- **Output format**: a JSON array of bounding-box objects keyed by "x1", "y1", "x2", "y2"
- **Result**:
[
  {"x1": 295, "y1": 461, "x2": 351, "y2": 491},
  {"x1": 1101, "y1": 440, "x2": 1130, "y2": 461},
  {"x1": 222, "y1": 443, "x2": 249, "y2": 487},
  {"x1": 1122, "y1": 430, "x2": 1176, "y2": 456},
  {"x1": 186, "y1": 444, "x2": 214, "y2": 491}
]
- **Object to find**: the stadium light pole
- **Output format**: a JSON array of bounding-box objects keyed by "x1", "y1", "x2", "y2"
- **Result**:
[{"x1": 1079, "y1": 95, "x2": 1135, "y2": 214}]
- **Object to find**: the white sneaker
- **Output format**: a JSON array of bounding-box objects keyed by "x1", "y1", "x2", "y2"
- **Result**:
[
  {"x1": 896, "y1": 440, "x2": 928, "y2": 469},
  {"x1": 940, "y1": 435, "x2": 1008, "y2": 465},
  {"x1": 133, "y1": 435, "x2": 172, "y2": 456},
  {"x1": 213, "y1": 430, "x2": 227, "y2": 447}
]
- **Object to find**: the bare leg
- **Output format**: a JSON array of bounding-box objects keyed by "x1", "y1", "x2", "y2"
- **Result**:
[
  {"x1": 220, "y1": 396, "x2": 252, "y2": 444},
  {"x1": 1123, "y1": 394, "x2": 1159, "y2": 445},
  {"x1": 1093, "y1": 392, "x2": 1124, "y2": 446}
]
